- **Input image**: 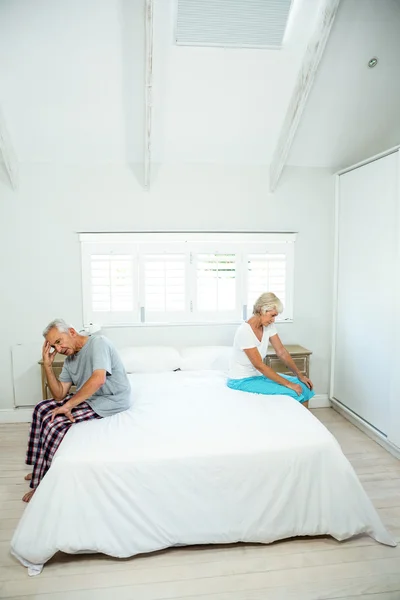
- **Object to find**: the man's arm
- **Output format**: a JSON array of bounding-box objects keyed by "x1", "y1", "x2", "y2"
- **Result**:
[
  {"x1": 66, "y1": 370, "x2": 106, "y2": 408},
  {"x1": 45, "y1": 364, "x2": 72, "y2": 401},
  {"x1": 42, "y1": 341, "x2": 72, "y2": 401},
  {"x1": 51, "y1": 370, "x2": 106, "y2": 422}
]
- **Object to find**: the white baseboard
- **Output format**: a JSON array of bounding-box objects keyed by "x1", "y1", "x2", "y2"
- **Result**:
[
  {"x1": 331, "y1": 399, "x2": 400, "y2": 460},
  {"x1": 309, "y1": 394, "x2": 330, "y2": 409},
  {"x1": 0, "y1": 408, "x2": 33, "y2": 423}
]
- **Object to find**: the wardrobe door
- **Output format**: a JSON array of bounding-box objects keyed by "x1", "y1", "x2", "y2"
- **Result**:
[{"x1": 333, "y1": 152, "x2": 398, "y2": 435}]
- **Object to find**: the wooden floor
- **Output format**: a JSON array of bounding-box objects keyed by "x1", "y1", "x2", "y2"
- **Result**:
[{"x1": 1, "y1": 408, "x2": 400, "y2": 600}]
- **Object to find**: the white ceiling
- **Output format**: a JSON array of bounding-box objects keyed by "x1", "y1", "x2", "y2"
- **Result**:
[
  {"x1": 0, "y1": 0, "x2": 399, "y2": 171},
  {"x1": 288, "y1": 0, "x2": 400, "y2": 169},
  {"x1": 0, "y1": 0, "x2": 318, "y2": 166},
  {"x1": 151, "y1": 0, "x2": 319, "y2": 165},
  {"x1": 0, "y1": 0, "x2": 144, "y2": 164}
]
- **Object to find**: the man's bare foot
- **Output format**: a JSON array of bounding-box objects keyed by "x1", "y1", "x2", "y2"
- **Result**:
[
  {"x1": 24, "y1": 473, "x2": 32, "y2": 481},
  {"x1": 22, "y1": 489, "x2": 36, "y2": 503}
]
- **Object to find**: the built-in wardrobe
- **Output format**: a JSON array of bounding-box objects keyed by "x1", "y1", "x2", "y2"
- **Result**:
[{"x1": 331, "y1": 146, "x2": 400, "y2": 452}]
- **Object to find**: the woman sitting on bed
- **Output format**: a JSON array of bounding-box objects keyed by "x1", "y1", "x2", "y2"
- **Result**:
[{"x1": 227, "y1": 292, "x2": 314, "y2": 407}]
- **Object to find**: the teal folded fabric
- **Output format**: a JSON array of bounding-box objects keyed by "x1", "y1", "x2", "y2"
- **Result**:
[{"x1": 227, "y1": 374, "x2": 315, "y2": 404}]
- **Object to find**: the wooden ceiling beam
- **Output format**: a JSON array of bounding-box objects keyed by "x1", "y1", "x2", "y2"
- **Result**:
[{"x1": 269, "y1": 0, "x2": 340, "y2": 191}]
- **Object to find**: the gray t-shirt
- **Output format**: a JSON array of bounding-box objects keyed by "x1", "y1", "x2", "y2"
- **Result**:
[{"x1": 59, "y1": 335, "x2": 131, "y2": 417}]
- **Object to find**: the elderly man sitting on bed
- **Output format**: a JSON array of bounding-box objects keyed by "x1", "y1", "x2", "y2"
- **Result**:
[{"x1": 23, "y1": 318, "x2": 131, "y2": 503}]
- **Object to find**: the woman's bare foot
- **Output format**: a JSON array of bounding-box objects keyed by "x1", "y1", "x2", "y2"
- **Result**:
[
  {"x1": 24, "y1": 473, "x2": 32, "y2": 481},
  {"x1": 22, "y1": 489, "x2": 36, "y2": 503}
]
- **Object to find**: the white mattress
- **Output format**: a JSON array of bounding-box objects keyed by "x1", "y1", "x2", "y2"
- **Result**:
[{"x1": 11, "y1": 370, "x2": 395, "y2": 575}]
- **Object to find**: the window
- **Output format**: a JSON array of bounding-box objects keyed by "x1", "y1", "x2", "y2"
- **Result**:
[
  {"x1": 90, "y1": 255, "x2": 134, "y2": 313},
  {"x1": 140, "y1": 253, "x2": 188, "y2": 322},
  {"x1": 194, "y1": 253, "x2": 238, "y2": 320},
  {"x1": 246, "y1": 253, "x2": 287, "y2": 319},
  {"x1": 80, "y1": 233, "x2": 295, "y2": 326},
  {"x1": 176, "y1": 0, "x2": 293, "y2": 49}
]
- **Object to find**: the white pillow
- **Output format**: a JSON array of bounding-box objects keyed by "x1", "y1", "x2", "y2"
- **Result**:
[
  {"x1": 118, "y1": 346, "x2": 181, "y2": 373},
  {"x1": 179, "y1": 346, "x2": 232, "y2": 371}
]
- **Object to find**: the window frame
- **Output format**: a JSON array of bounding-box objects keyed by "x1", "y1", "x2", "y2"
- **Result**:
[{"x1": 80, "y1": 232, "x2": 296, "y2": 327}]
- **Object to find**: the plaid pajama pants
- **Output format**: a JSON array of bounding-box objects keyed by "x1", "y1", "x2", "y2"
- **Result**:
[{"x1": 26, "y1": 396, "x2": 102, "y2": 489}]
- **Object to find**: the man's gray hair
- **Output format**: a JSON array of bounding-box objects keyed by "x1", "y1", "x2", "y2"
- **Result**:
[{"x1": 42, "y1": 318, "x2": 72, "y2": 337}]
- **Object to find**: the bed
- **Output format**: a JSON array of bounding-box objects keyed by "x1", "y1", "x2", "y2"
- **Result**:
[{"x1": 11, "y1": 368, "x2": 396, "y2": 575}]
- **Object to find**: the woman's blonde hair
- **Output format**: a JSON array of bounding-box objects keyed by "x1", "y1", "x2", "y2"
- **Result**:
[{"x1": 253, "y1": 292, "x2": 283, "y2": 316}]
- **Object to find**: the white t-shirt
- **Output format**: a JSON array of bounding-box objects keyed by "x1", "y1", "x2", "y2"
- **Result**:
[{"x1": 228, "y1": 322, "x2": 278, "y2": 380}]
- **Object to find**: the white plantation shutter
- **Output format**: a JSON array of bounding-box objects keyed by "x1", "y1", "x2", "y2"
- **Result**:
[
  {"x1": 86, "y1": 253, "x2": 137, "y2": 325},
  {"x1": 140, "y1": 253, "x2": 188, "y2": 321},
  {"x1": 194, "y1": 253, "x2": 241, "y2": 319},
  {"x1": 246, "y1": 252, "x2": 291, "y2": 320}
]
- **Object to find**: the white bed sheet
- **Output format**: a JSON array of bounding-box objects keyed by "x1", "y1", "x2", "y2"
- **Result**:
[{"x1": 11, "y1": 370, "x2": 395, "y2": 575}]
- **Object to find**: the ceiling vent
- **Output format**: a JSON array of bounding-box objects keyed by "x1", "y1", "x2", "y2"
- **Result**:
[{"x1": 176, "y1": 0, "x2": 293, "y2": 49}]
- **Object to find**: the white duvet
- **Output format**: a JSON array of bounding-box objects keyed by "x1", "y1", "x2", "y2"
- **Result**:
[{"x1": 11, "y1": 370, "x2": 395, "y2": 575}]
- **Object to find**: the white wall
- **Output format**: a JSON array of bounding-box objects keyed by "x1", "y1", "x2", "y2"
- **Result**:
[{"x1": 0, "y1": 164, "x2": 334, "y2": 409}]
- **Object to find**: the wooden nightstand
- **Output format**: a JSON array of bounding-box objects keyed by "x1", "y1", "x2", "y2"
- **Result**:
[
  {"x1": 38, "y1": 355, "x2": 76, "y2": 400},
  {"x1": 264, "y1": 344, "x2": 311, "y2": 378}
]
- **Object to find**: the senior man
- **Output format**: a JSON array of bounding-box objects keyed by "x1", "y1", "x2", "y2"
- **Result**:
[{"x1": 23, "y1": 319, "x2": 130, "y2": 502}]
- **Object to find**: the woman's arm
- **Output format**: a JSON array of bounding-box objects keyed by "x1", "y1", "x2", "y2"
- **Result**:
[
  {"x1": 243, "y1": 347, "x2": 302, "y2": 395},
  {"x1": 269, "y1": 334, "x2": 313, "y2": 389}
]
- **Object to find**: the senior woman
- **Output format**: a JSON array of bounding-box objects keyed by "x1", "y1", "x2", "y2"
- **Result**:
[{"x1": 227, "y1": 292, "x2": 314, "y2": 407}]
